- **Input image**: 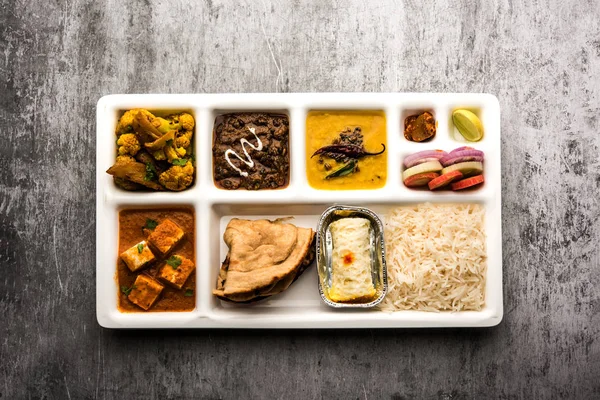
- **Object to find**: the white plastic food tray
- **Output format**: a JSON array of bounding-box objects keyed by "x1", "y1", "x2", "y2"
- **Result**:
[{"x1": 96, "y1": 93, "x2": 502, "y2": 329}]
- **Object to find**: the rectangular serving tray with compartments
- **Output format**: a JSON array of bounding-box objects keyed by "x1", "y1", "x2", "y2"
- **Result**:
[{"x1": 96, "y1": 93, "x2": 502, "y2": 329}]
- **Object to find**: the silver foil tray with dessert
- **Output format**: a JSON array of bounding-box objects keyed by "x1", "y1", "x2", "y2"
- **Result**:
[{"x1": 316, "y1": 205, "x2": 388, "y2": 308}]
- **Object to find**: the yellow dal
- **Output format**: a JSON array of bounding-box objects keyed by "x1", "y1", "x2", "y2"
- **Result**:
[{"x1": 306, "y1": 110, "x2": 387, "y2": 190}]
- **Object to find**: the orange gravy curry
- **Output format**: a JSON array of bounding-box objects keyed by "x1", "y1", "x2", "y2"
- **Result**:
[{"x1": 117, "y1": 208, "x2": 195, "y2": 312}]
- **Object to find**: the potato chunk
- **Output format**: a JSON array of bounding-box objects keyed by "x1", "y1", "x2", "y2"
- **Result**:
[
  {"x1": 157, "y1": 255, "x2": 195, "y2": 290},
  {"x1": 120, "y1": 241, "x2": 155, "y2": 272},
  {"x1": 147, "y1": 219, "x2": 184, "y2": 254},
  {"x1": 128, "y1": 275, "x2": 164, "y2": 310}
]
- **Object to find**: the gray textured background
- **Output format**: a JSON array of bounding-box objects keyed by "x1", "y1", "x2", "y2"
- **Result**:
[{"x1": 1, "y1": 0, "x2": 599, "y2": 399}]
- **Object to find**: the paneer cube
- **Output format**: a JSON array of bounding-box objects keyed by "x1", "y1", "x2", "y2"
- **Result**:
[
  {"x1": 120, "y1": 241, "x2": 156, "y2": 272},
  {"x1": 157, "y1": 255, "x2": 195, "y2": 290},
  {"x1": 127, "y1": 274, "x2": 164, "y2": 310},
  {"x1": 147, "y1": 219, "x2": 184, "y2": 255}
]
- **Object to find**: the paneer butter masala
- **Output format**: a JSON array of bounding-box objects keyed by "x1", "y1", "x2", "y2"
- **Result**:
[{"x1": 117, "y1": 208, "x2": 195, "y2": 312}]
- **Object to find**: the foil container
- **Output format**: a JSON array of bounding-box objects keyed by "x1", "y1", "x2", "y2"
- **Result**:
[{"x1": 316, "y1": 205, "x2": 388, "y2": 308}]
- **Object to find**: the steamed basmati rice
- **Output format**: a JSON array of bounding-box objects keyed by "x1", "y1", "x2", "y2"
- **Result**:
[{"x1": 380, "y1": 203, "x2": 486, "y2": 312}]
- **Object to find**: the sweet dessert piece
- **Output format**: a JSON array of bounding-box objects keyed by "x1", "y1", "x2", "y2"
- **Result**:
[{"x1": 328, "y1": 217, "x2": 376, "y2": 303}]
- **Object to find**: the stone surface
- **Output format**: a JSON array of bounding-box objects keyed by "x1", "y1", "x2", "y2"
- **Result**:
[{"x1": 1, "y1": 0, "x2": 599, "y2": 398}]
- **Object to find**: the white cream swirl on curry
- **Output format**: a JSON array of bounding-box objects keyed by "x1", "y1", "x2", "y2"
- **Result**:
[{"x1": 224, "y1": 127, "x2": 263, "y2": 177}]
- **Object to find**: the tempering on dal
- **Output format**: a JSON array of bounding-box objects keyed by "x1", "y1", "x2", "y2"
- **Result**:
[{"x1": 306, "y1": 110, "x2": 387, "y2": 190}]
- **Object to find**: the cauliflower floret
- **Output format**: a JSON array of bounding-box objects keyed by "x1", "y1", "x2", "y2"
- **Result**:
[
  {"x1": 164, "y1": 145, "x2": 179, "y2": 162},
  {"x1": 116, "y1": 155, "x2": 136, "y2": 164},
  {"x1": 116, "y1": 109, "x2": 155, "y2": 135},
  {"x1": 178, "y1": 113, "x2": 195, "y2": 131},
  {"x1": 115, "y1": 110, "x2": 137, "y2": 135},
  {"x1": 116, "y1": 110, "x2": 194, "y2": 137},
  {"x1": 116, "y1": 133, "x2": 141, "y2": 156},
  {"x1": 155, "y1": 117, "x2": 175, "y2": 134},
  {"x1": 159, "y1": 161, "x2": 194, "y2": 191},
  {"x1": 175, "y1": 130, "x2": 193, "y2": 149},
  {"x1": 152, "y1": 150, "x2": 166, "y2": 161}
]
